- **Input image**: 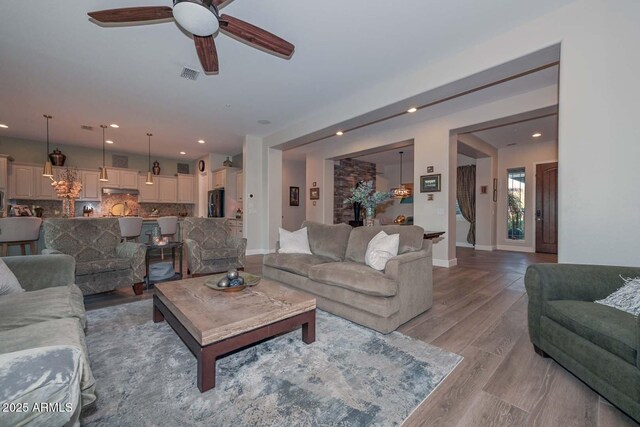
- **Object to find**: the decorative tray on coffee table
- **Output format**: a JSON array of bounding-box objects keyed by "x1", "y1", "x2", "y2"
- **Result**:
[{"x1": 205, "y1": 272, "x2": 261, "y2": 292}]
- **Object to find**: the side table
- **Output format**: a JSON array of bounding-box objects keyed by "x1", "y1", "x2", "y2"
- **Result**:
[{"x1": 145, "y1": 241, "x2": 183, "y2": 287}]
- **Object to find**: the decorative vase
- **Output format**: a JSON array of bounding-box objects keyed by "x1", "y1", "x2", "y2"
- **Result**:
[
  {"x1": 49, "y1": 148, "x2": 66, "y2": 166},
  {"x1": 223, "y1": 156, "x2": 233, "y2": 167},
  {"x1": 353, "y1": 202, "x2": 361, "y2": 223},
  {"x1": 62, "y1": 198, "x2": 76, "y2": 218},
  {"x1": 365, "y1": 206, "x2": 375, "y2": 227},
  {"x1": 152, "y1": 161, "x2": 161, "y2": 175}
]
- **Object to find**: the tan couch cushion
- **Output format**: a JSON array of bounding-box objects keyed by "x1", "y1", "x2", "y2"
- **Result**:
[
  {"x1": 76, "y1": 258, "x2": 130, "y2": 276},
  {"x1": 345, "y1": 225, "x2": 424, "y2": 264},
  {"x1": 302, "y1": 221, "x2": 353, "y2": 261},
  {"x1": 0, "y1": 285, "x2": 86, "y2": 332},
  {"x1": 263, "y1": 253, "x2": 331, "y2": 277},
  {"x1": 308, "y1": 262, "x2": 398, "y2": 297}
]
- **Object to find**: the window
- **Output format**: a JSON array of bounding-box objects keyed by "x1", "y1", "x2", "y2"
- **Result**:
[{"x1": 507, "y1": 168, "x2": 525, "y2": 240}]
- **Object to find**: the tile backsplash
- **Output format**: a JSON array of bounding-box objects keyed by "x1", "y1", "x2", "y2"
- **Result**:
[{"x1": 10, "y1": 195, "x2": 194, "y2": 218}]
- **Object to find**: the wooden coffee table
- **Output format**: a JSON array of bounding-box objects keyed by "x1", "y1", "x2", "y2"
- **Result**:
[{"x1": 153, "y1": 276, "x2": 316, "y2": 392}]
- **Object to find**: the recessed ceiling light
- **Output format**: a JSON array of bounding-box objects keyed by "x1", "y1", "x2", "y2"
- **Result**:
[
  {"x1": 198, "y1": 139, "x2": 205, "y2": 144},
  {"x1": 110, "y1": 124, "x2": 119, "y2": 128},
  {"x1": 179, "y1": 151, "x2": 186, "y2": 155},
  {"x1": 257, "y1": 119, "x2": 271, "y2": 125},
  {"x1": 407, "y1": 107, "x2": 417, "y2": 113},
  {"x1": 105, "y1": 140, "x2": 114, "y2": 144},
  {"x1": 532, "y1": 133, "x2": 542, "y2": 138},
  {"x1": 336, "y1": 131, "x2": 344, "y2": 136},
  {"x1": 0, "y1": 124, "x2": 8, "y2": 129}
]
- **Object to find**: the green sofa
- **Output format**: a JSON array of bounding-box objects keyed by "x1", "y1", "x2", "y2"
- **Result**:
[
  {"x1": 525, "y1": 263, "x2": 640, "y2": 422},
  {"x1": 0, "y1": 254, "x2": 96, "y2": 426}
]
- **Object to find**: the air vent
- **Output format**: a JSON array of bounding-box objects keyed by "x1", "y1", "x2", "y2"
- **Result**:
[
  {"x1": 180, "y1": 67, "x2": 200, "y2": 81},
  {"x1": 81, "y1": 125, "x2": 94, "y2": 131}
]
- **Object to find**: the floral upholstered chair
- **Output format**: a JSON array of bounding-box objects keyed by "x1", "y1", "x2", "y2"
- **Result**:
[
  {"x1": 182, "y1": 217, "x2": 247, "y2": 276},
  {"x1": 42, "y1": 218, "x2": 146, "y2": 295}
]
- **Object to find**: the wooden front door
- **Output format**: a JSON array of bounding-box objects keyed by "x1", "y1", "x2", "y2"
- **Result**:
[{"x1": 535, "y1": 162, "x2": 558, "y2": 254}]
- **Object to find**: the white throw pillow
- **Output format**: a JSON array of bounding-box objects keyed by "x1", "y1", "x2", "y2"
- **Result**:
[
  {"x1": 0, "y1": 258, "x2": 24, "y2": 296},
  {"x1": 278, "y1": 227, "x2": 312, "y2": 255},
  {"x1": 365, "y1": 231, "x2": 400, "y2": 271},
  {"x1": 594, "y1": 277, "x2": 640, "y2": 316}
]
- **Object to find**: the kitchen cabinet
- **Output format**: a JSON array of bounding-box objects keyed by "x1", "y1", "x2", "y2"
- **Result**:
[
  {"x1": 80, "y1": 170, "x2": 100, "y2": 201},
  {"x1": 236, "y1": 171, "x2": 243, "y2": 202},
  {"x1": 101, "y1": 168, "x2": 139, "y2": 190},
  {"x1": 0, "y1": 155, "x2": 8, "y2": 190},
  {"x1": 35, "y1": 172, "x2": 55, "y2": 199},
  {"x1": 177, "y1": 174, "x2": 194, "y2": 203},
  {"x1": 156, "y1": 176, "x2": 177, "y2": 202},
  {"x1": 138, "y1": 175, "x2": 158, "y2": 202},
  {"x1": 211, "y1": 169, "x2": 225, "y2": 189},
  {"x1": 11, "y1": 165, "x2": 36, "y2": 198},
  {"x1": 120, "y1": 170, "x2": 138, "y2": 189},
  {"x1": 227, "y1": 219, "x2": 243, "y2": 239}
]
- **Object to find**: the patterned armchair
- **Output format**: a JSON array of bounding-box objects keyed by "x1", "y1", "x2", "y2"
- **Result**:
[
  {"x1": 42, "y1": 218, "x2": 146, "y2": 295},
  {"x1": 182, "y1": 217, "x2": 247, "y2": 276}
]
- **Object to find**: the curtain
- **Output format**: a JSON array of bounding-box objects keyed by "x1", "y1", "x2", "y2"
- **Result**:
[{"x1": 457, "y1": 165, "x2": 476, "y2": 245}]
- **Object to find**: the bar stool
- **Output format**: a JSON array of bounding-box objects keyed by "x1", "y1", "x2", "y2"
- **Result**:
[
  {"x1": 118, "y1": 217, "x2": 143, "y2": 242},
  {"x1": 0, "y1": 217, "x2": 43, "y2": 256},
  {"x1": 157, "y1": 216, "x2": 178, "y2": 260}
]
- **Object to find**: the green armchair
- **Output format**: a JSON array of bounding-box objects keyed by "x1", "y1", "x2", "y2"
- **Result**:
[{"x1": 525, "y1": 263, "x2": 640, "y2": 422}]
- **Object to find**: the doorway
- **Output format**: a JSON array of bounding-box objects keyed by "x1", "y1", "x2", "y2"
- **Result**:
[{"x1": 535, "y1": 162, "x2": 558, "y2": 254}]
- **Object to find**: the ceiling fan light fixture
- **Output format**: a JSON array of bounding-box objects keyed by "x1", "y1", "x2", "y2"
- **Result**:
[{"x1": 173, "y1": 0, "x2": 219, "y2": 37}]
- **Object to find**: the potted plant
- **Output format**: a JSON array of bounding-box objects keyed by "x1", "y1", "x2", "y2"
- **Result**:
[{"x1": 344, "y1": 180, "x2": 390, "y2": 226}]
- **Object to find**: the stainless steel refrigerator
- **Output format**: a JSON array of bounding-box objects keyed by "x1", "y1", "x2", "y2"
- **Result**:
[{"x1": 208, "y1": 189, "x2": 224, "y2": 217}]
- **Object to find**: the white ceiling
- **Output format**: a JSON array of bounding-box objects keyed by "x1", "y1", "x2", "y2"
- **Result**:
[
  {"x1": 472, "y1": 114, "x2": 558, "y2": 149},
  {"x1": 0, "y1": 0, "x2": 574, "y2": 160},
  {"x1": 356, "y1": 146, "x2": 414, "y2": 168}
]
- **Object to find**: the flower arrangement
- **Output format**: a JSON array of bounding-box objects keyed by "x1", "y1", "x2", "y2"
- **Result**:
[
  {"x1": 343, "y1": 180, "x2": 390, "y2": 210},
  {"x1": 51, "y1": 168, "x2": 83, "y2": 199}
]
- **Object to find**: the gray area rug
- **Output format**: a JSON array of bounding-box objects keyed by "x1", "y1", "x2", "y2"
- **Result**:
[{"x1": 80, "y1": 300, "x2": 462, "y2": 426}]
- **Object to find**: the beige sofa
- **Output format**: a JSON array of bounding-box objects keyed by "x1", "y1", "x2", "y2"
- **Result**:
[{"x1": 263, "y1": 222, "x2": 433, "y2": 334}]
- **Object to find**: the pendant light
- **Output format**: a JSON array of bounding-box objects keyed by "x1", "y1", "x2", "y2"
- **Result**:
[
  {"x1": 42, "y1": 114, "x2": 54, "y2": 177},
  {"x1": 145, "y1": 133, "x2": 154, "y2": 185},
  {"x1": 390, "y1": 151, "x2": 412, "y2": 199},
  {"x1": 99, "y1": 125, "x2": 109, "y2": 182}
]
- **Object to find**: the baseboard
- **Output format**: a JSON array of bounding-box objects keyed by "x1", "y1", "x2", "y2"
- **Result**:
[
  {"x1": 496, "y1": 245, "x2": 535, "y2": 253},
  {"x1": 456, "y1": 242, "x2": 474, "y2": 248},
  {"x1": 433, "y1": 258, "x2": 458, "y2": 268},
  {"x1": 474, "y1": 245, "x2": 496, "y2": 251}
]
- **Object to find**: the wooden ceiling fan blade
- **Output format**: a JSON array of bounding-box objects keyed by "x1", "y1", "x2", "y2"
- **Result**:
[
  {"x1": 219, "y1": 14, "x2": 294, "y2": 58},
  {"x1": 194, "y1": 35, "x2": 219, "y2": 73},
  {"x1": 88, "y1": 7, "x2": 173, "y2": 24}
]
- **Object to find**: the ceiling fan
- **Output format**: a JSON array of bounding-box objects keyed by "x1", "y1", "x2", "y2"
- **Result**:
[{"x1": 87, "y1": 0, "x2": 294, "y2": 74}]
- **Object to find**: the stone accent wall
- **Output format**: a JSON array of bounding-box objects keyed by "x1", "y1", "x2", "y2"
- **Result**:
[{"x1": 333, "y1": 159, "x2": 377, "y2": 224}]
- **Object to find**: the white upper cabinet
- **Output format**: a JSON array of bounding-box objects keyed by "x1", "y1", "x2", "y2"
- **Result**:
[
  {"x1": 80, "y1": 170, "x2": 101, "y2": 201},
  {"x1": 0, "y1": 156, "x2": 8, "y2": 190},
  {"x1": 11, "y1": 165, "x2": 35, "y2": 199},
  {"x1": 177, "y1": 174, "x2": 194, "y2": 203},
  {"x1": 138, "y1": 174, "x2": 158, "y2": 202},
  {"x1": 119, "y1": 170, "x2": 138, "y2": 189},
  {"x1": 156, "y1": 176, "x2": 177, "y2": 202}
]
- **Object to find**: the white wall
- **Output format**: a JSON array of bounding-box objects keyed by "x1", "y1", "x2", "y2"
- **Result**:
[
  {"x1": 282, "y1": 158, "x2": 306, "y2": 230},
  {"x1": 496, "y1": 140, "x2": 558, "y2": 252},
  {"x1": 260, "y1": 0, "x2": 640, "y2": 267},
  {"x1": 302, "y1": 86, "x2": 556, "y2": 266}
]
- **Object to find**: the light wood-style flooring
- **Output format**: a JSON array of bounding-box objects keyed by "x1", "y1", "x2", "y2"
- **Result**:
[{"x1": 84, "y1": 247, "x2": 638, "y2": 427}]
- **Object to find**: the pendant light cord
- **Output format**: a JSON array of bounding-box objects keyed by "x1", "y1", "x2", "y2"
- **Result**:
[
  {"x1": 399, "y1": 151, "x2": 404, "y2": 187},
  {"x1": 147, "y1": 133, "x2": 152, "y2": 171},
  {"x1": 102, "y1": 125, "x2": 106, "y2": 167},
  {"x1": 44, "y1": 114, "x2": 52, "y2": 156}
]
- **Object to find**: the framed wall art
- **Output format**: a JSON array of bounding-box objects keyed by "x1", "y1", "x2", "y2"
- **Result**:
[
  {"x1": 289, "y1": 186, "x2": 300, "y2": 206},
  {"x1": 310, "y1": 187, "x2": 320, "y2": 200},
  {"x1": 420, "y1": 174, "x2": 441, "y2": 193}
]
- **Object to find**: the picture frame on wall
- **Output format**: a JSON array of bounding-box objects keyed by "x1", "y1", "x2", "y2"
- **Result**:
[
  {"x1": 289, "y1": 186, "x2": 300, "y2": 206},
  {"x1": 420, "y1": 174, "x2": 441, "y2": 193},
  {"x1": 310, "y1": 187, "x2": 320, "y2": 200}
]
